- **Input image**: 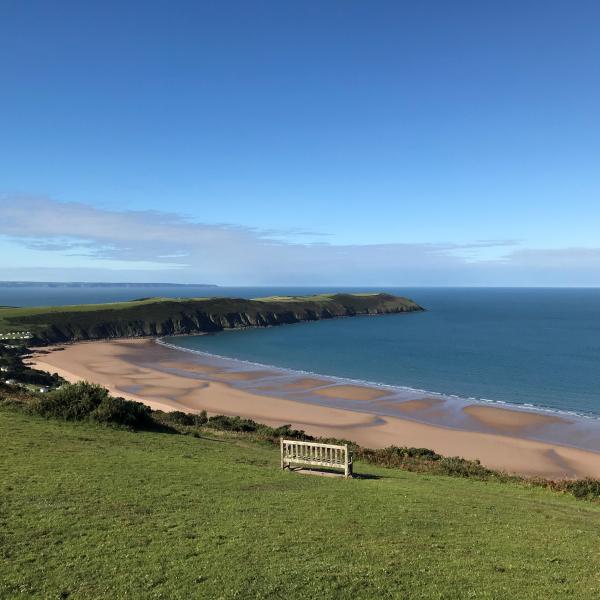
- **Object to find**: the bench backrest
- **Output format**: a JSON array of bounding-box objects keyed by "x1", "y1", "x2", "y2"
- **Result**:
[{"x1": 280, "y1": 439, "x2": 352, "y2": 477}]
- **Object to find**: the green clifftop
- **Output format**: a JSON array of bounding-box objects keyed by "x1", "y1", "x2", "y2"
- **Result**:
[
  {"x1": 2, "y1": 407, "x2": 600, "y2": 598},
  {"x1": 0, "y1": 292, "x2": 423, "y2": 344}
]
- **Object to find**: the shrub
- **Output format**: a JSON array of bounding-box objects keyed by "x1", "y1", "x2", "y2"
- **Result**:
[
  {"x1": 34, "y1": 382, "x2": 110, "y2": 420},
  {"x1": 9, "y1": 366, "x2": 61, "y2": 387},
  {"x1": 158, "y1": 409, "x2": 208, "y2": 428},
  {"x1": 271, "y1": 424, "x2": 312, "y2": 440},
  {"x1": 562, "y1": 478, "x2": 600, "y2": 500},
  {"x1": 91, "y1": 396, "x2": 152, "y2": 428},
  {"x1": 354, "y1": 446, "x2": 506, "y2": 481},
  {"x1": 31, "y1": 381, "x2": 152, "y2": 429},
  {"x1": 200, "y1": 416, "x2": 311, "y2": 440},
  {"x1": 0, "y1": 345, "x2": 63, "y2": 388},
  {"x1": 437, "y1": 456, "x2": 497, "y2": 479},
  {"x1": 161, "y1": 410, "x2": 196, "y2": 426},
  {"x1": 357, "y1": 445, "x2": 443, "y2": 469},
  {"x1": 0, "y1": 381, "x2": 35, "y2": 409},
  {"x1": 207, "y1": 415, "x2": 259, "y2": 432}
]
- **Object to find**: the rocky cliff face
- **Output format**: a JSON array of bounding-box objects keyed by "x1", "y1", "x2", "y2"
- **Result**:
[{"x1": 8, "y1": 293, "x2": 423, "y2": 345}]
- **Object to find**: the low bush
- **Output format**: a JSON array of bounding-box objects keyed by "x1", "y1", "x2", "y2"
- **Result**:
[
  {"x1": 207, "y1": 414, "x2": 259, "y2": 432},
  {"x1": 355, "y1": 445, "x2": 511, "y2": 481},
  {"x1": 0, "y1": 381, "x2": 35, "y2": 409},
  {"x1": 436, "y1": 456, "x2": 499, "y2": 479},
  {"x1": 34, "y1": 381, "x2": 110, "y2": 420},
  {"x1": 156, "y1": 409, "x2": 208, "y2": 428},
  {"x1": 203, "y1": 415, "x2": 311, "y2": 441},
  {"x1": 32, "y1": 381, "x2": 152, "y2": 429},
  {"x1": 91, "y1": 396, "x2": 152, "y2": 428},
  {"x1": 560, "y1": 478, "x2": 600, "y2": 500},
  {"x1": 357, "y1": 445, "x2": 443, "y2": 469},
  {"x1": 270, "y1": 424, "x2": 314, "y2": 441}
]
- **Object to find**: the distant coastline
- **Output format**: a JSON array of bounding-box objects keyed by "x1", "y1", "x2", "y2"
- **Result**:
[{"x1": 0, "y1": 281, "x2": 218, "y2": 288}]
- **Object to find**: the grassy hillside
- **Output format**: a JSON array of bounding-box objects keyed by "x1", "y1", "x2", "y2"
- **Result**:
[
  {"x1": 2, "y1": 408, "x2": 600, "y2": 599},
  {"x1": 0, "y1": 292, "x2": 422, "y2": 344}
]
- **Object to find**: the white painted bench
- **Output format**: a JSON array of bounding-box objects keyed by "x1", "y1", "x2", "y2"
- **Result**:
[{"x1": 280, "y1": 439, "x2": 353, "y2": 478}]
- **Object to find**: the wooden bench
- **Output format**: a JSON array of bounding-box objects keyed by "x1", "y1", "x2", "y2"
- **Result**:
[{"x1": 280, "y1": 439, "x2": 353, "y2": 478}]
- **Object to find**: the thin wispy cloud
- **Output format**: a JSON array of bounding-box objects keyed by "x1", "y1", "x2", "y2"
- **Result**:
[{"x1": 1, "y1": 195, "x2": 599, "y2": 286}]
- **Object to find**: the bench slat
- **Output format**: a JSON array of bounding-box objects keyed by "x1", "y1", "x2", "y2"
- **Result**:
[
  {"x1": 281, "y1": 438, "x2": 353, "y2": 478},
  {"x1": 283, "y1": 439, "x2": 349, "y2": 450}
]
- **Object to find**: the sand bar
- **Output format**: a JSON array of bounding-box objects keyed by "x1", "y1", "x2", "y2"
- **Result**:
[
  {"x1": 28, "y1": 339, "x2": 600, "y2": 480},
  {"x1": 316, "y1": 385, "x2": 389, "y2": 401},
  {"x1": 464, "y1": 404, "x2": 566, "y2": 431},
  {"x1": 281, "y1": 377, "x2": 331, "y2": 390},
  {"x1": 395, "y1": 397, "x2": 445, "y2": 412}
]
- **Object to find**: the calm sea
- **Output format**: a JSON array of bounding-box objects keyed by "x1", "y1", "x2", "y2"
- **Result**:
[{"x1": 3, "y1": 286, "x2": 600, "y2": 417}]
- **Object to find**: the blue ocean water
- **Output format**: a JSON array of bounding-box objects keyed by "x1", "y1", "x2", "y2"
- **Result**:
[
  {"x1": 166, "y1": 288, "x2": 600, "y2": 418},
  {"x1": 3, "y1": 285, "x2": 600, "y2": 417}
]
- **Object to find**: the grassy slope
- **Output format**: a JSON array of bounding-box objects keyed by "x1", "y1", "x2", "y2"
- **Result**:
[
  {"x1": 0, "y1": 297, "x2": 204, "y2": 333},
  {"x1": 1, "y1": 409, "x2": 599, "y2": 599}
]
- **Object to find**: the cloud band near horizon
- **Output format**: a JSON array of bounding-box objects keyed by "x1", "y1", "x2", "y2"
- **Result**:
[{"x1": 1, "y1": 195, "x2": 599, "y2": 286}]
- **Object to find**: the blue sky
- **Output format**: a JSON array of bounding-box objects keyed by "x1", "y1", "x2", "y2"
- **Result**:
[{"x1": 1, "y1": 1, "x2": 599, "y2": 285}]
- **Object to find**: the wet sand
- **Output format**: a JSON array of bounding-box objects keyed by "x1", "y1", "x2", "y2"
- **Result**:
[
  {"x1": 282, "y1": 377, "x2": 333, "y2": 390},
  {"x1": 27, "y1": 338, "x2": 600, "y2": 479},
  {"x1": 395, "y1": 397, "x2": 445, "y2": 412},
  {"x1": 316, "y1": 385, "x2": 389, "y2": 401},
  {"x1": 464, "y1": 404, "x2": 565, "y2": 431}
]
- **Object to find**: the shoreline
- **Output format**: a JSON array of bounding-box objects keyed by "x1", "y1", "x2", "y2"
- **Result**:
[
  {"x1": 27, "y1": 338, "x2": 600, "y2": 480},
  {"x1": 156, "y1": 336, "x2": 600, "y2": 423}
]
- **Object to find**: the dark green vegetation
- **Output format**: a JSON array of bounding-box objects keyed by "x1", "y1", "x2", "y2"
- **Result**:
[
  {"x1": 0, "y1": 292, "x2": 422, "y2": 344},
  {"x1": 2, "y1": 404, "x2": 600, "y2": 599},
  {"x1": 0, "y1": 343, "x2": 62, "y2": 389},
  {"x1": 32, "y1": 381, "x2": 154, "y2": 429}
]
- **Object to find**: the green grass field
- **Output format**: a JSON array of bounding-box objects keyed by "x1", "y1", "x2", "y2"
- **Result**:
[
  {"x1": 2, "y1": 408, "x2": 600, "y2": 599},
  {"x1": 0, "y1": 297, "x2": 206, "y2": 333}
]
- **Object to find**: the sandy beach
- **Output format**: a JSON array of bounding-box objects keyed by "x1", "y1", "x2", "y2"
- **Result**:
[{"x1": 28, "y1": 338, "x2": 600, "y2": 479}]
